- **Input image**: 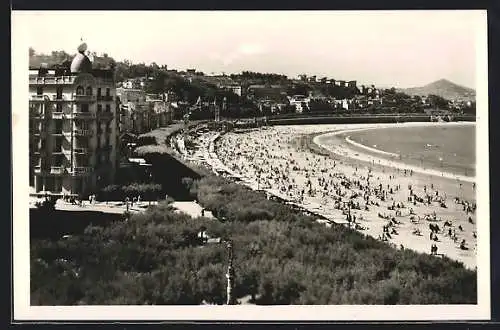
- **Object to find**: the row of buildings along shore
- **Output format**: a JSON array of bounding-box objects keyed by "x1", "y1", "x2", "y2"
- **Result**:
[{"x1": 29, "y1": 43, "x2": 474, "y2": 198}]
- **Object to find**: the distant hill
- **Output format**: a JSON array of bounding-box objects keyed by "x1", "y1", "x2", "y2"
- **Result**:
[{"x1": 397, "y1": 79, "x2": 475, "y2": 101}]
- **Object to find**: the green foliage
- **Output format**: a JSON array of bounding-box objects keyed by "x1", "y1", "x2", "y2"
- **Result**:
[
  {"x1": 427, "y1": 94, "x2": 449, "y2": 110},
  {"x1": 31, "y1": 172, "x2": 477, "y2": 305},
  {"x1": 99, "y1": 183, "x2": 163, "y2": 201}
]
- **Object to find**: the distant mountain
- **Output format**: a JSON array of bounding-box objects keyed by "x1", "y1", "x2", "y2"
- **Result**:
[{"x1": 397, "y1": 79, "x2": 475, "y2": 101}]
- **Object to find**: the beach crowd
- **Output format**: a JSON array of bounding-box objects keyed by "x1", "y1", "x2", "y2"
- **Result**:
[{"x1": 213, "y1": 125, "x2": 477, "y2": 269}]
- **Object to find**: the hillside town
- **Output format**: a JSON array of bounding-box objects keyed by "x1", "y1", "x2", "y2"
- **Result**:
[{"x1": 30, "y1": 47, "x2": 476, "y2": 137}]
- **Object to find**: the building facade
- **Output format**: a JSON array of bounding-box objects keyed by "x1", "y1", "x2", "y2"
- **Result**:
[
  {"x1": 29, "y1": 43, "x2": 118, "y2": 197},
  {"x1": 116, "y1": 88, "x2": 172, "y2": 134}
]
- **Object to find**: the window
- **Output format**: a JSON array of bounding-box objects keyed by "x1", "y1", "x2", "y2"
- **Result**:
[
  {"x1": 56, "y1": 87, "x2": 63, "y2": 99},
  {"x1": 97, "y1": 88, "x2": 102, "y2": 97},
  {"x1": 54, "y1": 137, "x2": 63, "y2": 151},
  {"x1": 56, "y1": 103, "x2": 62, "y2": 112},
  {"x1": 81, "y1": 104, "x2": 89, "y2": 113},
  {"x1": 86, "y1": 86, "x2": 93, "y2": 96},
  {"x1": 36, "y1": 87, "x2": 43, "y2": 96},
  {"x1": 97, "y1": 104, "x2": 102, "y2": 113},
  {"x1": 106, "y1": 88, "x2": 110, "y2": 97},
  {"x1": 76, "y1": 86, "x2": 84, "y2": 95},
  {"x1": 105, "y1": 104, "x2": 111, "y2": 113},
  {"x1": 54, "y1": 120, "x2": 63, "y2": 133}
]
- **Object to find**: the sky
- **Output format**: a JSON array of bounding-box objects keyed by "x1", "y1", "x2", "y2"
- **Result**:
[{"x1": 13, "y1": 10, "x2": 486, "y2": 88}]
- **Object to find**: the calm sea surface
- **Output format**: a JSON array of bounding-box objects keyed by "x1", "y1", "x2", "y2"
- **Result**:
[{"x1": 327, "y1": 124, "x2": 476, "y2": 177}]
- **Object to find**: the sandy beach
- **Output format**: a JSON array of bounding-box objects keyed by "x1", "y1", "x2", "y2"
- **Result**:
[{"x1": 210, "y1": 123, "x2": 477, "y2": 269}]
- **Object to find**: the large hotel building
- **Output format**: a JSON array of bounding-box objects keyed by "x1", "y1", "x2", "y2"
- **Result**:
[{"x1": 29, "y1": 43, "x2": 118, "y2": 197}]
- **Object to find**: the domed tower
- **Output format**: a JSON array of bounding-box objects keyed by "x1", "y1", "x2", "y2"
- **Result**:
[{"x1": 70, "y1": 42, "x2": 92, "y2": 73}]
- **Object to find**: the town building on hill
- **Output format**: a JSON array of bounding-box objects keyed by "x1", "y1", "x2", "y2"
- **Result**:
[
  {"x1": 219, "y1": 84, "x2": 242, "y2": 97},
  {"x1": 29, "y1": 42, "x2": 118, "y2": 197},
  {"x1": 288, "y1": 95, "x2": 310, "y2": 113},
  {"x1": 116, "y1": 87, "x2": 148, "y2": 134},
  {"x1": 116, "y1": 88, "x2": 171, "y2": 134}
]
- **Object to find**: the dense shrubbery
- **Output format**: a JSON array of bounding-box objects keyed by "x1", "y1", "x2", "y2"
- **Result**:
[
  {"x1": 98, "y1": 183, "x2": 163, "y2": 201},
  {"x1": 32, "y1": 172, "x2": 477, "y2": 305}
]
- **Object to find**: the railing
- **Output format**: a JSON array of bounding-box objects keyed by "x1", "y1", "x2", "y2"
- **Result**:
[
  {"x1": 51, "y1": 95, "x2": 71, "y2": 102},
  {"x1": 74, "y1": 129, "x2": 93, "y2": 136},
  {"x1": 74, "y1": 147, "x2": 88, "y2": 154},
  {"x1": 98, "y1": 112, "x2": 114, "y2": 121},
  {"x1": 29, "y1": 113, "x2": 45, "y2": 119},
  {"x1": 97, "y1": 95, "x2": 114, "y2": 102},
  {"x1": 30, "y1": 95, "x2": 48, "y2": 102},
  {"x1": 70, "y1": 166, "x2": 93, "y2": 175},
  {"x1": 71, "y1": 112, "x2": 97, "y2": 119},
  {"x1": 52, "y1": 112, "x2": 64, "y2": 119},
  {"x1": 29, "y1": 76, "x2": 76, "y2": 85},
  {"x1": 73, "y1": 95, "x2": 96, "y2": 102},
  {"x1": 51, "y1": 149, "x2": 63, "y2": 154},
  {"x1": 50, "y1": 166, "x2": 65, "y2": 175}
]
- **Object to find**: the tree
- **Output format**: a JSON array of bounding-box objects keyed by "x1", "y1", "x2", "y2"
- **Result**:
[{"x1": 427, "y1": 94, "x2": 449, "y2": 110}]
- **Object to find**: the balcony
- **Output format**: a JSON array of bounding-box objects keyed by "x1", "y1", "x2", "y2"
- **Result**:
[
  {"x1": 52, "y1": 131, "x2": 64, "y2": 137},
  {"x1": 68, "y1": 166, "x2": 93, "y2": 176},
  {"x1": 52, "y1": 112, "x2": 64, "y2": 119},
  {"x1": 98, "y1": 112, "x2": 114, "y2": 121},
  {"x1": 74, "y1": 147, "x2": 88, "y2": 154},
  {"x1": 32, "y1": 130, "x2": 45, "y2": 136},
  {"x1": 50, "y1": 166, "x2": 66, "y2": 175},
  {"x1": 29, "y1": 76, "x2": 76, "y2": 85},
  {"x1": 67, "y1": 112, "x2": 97, "y2": 120},
  {"x1": 29, "y1": 110, "x2": 45, "y2": 119},
  {"x1": 51, "y1": 97, "x2": 72, "y2": 103},
  {"x1": 73, "y1": 94, "x2": 96, "y2": 102},
  {"x1": 30, "y1": 95, "x2": 48, "y2": 102},
  {"x1": 97, "y1": 95, "x2": 114, "y2": 102},
  {"x1": 51, "y1": 149, "x2": 63, "y2": 155},
  {"x1": 74, "y1": 129, "x2": 93, "y2": 136}
]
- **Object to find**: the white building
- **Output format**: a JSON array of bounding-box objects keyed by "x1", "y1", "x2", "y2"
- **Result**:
[
  {"x1": 29, "y1": 42, "x2": 118, "y2": 196},
  {"x1": 288, "y1": 95, "x2": 310, "y2": 113}
]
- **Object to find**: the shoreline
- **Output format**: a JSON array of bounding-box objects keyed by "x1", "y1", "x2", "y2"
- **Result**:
[
  {"x1": 313, "y1": 122, "x2": 475, "y2": 184},
  {"x1": 210, "y1": 123, "x2": 477, "y2": 269},
  {"x1": 345, "y1": 135, "x2": 400, "y2": 158}
]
